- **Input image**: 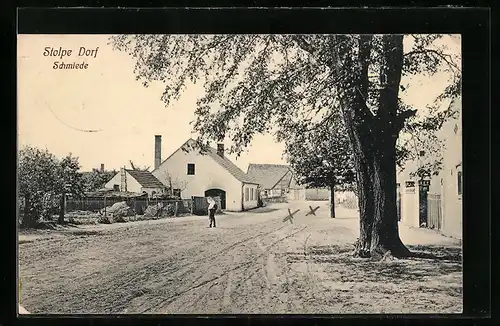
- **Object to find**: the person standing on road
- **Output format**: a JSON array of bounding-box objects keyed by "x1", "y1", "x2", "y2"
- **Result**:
[{"x1": 207, "y1": 197, "x2": 217, "y2": 228}]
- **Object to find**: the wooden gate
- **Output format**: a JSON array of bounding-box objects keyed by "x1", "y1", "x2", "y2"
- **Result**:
[
  {"x1": 192, "y1": 196, "x2": 222, "y2": 215},
  {"x1": 427, "y1": 194, "x2": 442, "y2": 230}
]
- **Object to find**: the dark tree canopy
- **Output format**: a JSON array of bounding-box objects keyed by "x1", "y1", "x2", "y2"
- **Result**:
[
  {"x1": 18, "y1": 146, "x2": 84, "y2": 227},
  {"x1": 110, "y1": 34, "x2": 461, "y2": 258},
  {"x1": 283, "y1": 109, "x2": 355, "y2": 189},
  {"x1": 284, "y1": 109, "x2": 356, "y2": 218}
]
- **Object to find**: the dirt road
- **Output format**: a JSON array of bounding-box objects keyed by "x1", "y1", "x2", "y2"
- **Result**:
[{"x1": 19, "y1": 202, "x2": 462, "y2": 314}]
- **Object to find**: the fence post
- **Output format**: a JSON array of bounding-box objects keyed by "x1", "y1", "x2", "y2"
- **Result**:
[
  {"x1": 175, "y1": 201, "x2": 179, "y2": 217},
  {"x1": 58, "y1": 192, "x2": 65, "y2": 224}
]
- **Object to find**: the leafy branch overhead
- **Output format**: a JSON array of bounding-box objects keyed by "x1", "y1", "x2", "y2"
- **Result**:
[{"x1": 111, "y1": 34, "x2": 460, "y2": 169}]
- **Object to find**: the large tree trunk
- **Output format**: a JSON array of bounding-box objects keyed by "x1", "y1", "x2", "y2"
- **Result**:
[
  {"x1": 329, "y1": 184, "x2": 336, "y2": 218},
  {"x1": 331, "y1": 34, "x2": 412, "y2": 259}
]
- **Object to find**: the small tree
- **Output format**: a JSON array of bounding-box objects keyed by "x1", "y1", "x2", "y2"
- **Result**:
[
  {"x1": 162, "y1": 170, "x2": 188, "y2": 197},
  {"x1": 57, "y1": 154, "x2": 84, "y2": 224},
  {"x1": 283, "y1": 111, "x2": 355, "y2": 218},
  {"x1": 18, "y1": 146, "x2": 61, "y2": 227}
]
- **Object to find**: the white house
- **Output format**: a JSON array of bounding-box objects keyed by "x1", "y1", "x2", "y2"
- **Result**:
[
  {"x1": 438, "y1": 95, "x2": 462, "y2": 239},
  {"x1": 397, "y1": 95, "x2": 462, "y2": 239},
  {"x1": 104, "y1": 168, "x2": 166, "y2": 197},
  {"x1": 152, "y1": 138, "x2": 259, "y2": 212}
]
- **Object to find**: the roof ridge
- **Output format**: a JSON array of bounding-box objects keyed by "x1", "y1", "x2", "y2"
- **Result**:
[
  {"x1": 249, "y1": 163, "x2": 289, "y2": 167},
  {"x1": 155, "y1": 138, "x2": 257, "y2": 184}
]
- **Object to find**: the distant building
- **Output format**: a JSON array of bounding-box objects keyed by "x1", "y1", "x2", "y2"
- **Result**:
[
  {"x1": 246, "y1": 163, "x2": 331, "y2": 201},
  {"x1": 104, "y1": 168, "x2": 166, "y2": 198},
  {"x1": 152, "y1": 138, "x2": 259, "y2": 212},
  {"x1": 397, "y1": 95, "x2": 462, "y2": 239},
  {"x1": 246, "y1": 164, "x2": 295, "y2": 199}
]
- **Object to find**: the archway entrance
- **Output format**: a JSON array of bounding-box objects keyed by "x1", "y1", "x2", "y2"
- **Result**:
[{"x1": 205, "y1": 188, "x2": 226, "y2": 210}]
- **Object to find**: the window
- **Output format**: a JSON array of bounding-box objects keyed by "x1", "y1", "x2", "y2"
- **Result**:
[
  {"x1": 250, "y1": 188, "x2": 254, "y2": 201},
  {"x1": 457, "y1": 171, "x2": 463, "y2": 196},
  {"x1": 187, "y1": 163, "x2": 195, "y2": 175},
  {"x1": 245, "y1": 188, "x2": 249, "y2": 201},
  {"x1": 173, "y1": 189, "x2": 181, "y2": 197},
  {"x1": 113, "y1": 184, "x2": 119, "y2": 191}
]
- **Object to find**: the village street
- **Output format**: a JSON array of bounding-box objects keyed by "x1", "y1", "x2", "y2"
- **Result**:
[{"x1": 19, "y1": 201, "x2": 462, "y2": 314}]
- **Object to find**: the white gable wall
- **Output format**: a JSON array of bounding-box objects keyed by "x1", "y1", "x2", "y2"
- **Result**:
[
  {"x1": 104, "y1": 171, "x2": 143, "y2": 193},
  {"x1": 440, "y1": 97, "x2": 462, "y2": 239},
  {"x1": 152, "y1": 149, "x2": 246, "y2": 211}
]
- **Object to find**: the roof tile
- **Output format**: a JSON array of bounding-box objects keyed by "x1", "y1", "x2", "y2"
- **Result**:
[{"x1": 125, "y1": 169, "x2": 165, "y2": 188}]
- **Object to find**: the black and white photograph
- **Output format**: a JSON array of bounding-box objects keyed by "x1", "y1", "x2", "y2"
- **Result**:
[{"x1": 17, "y1": 30, "x2": 464, "y2": 315}]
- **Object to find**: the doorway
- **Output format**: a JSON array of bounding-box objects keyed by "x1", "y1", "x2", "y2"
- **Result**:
[{"x1": 205, "y1": 188, "x2": 226, "y2": 210}]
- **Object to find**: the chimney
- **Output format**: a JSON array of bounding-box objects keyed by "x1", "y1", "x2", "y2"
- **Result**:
[
  {"x1": 120, "y1": 167, "x2": 127, "y2": 192},
  {"x1": 154, "y1": 135, "x2": 162, "y2": 169},
  {"x1": 100, "y1": 164, "x2": 105, "y2": 172},
  {"x1": 217, "y1": 144, "x2": 224, "y2": 158}
]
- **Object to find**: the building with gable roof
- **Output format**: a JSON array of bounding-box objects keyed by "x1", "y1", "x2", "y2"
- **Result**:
[
  {"x1": 247, "y1": 163, "x2": 332, "y2": 201},
  {"x1": 152, "y1": 138, "x2": 260, "y2": 211},
  {"x1": 104, "y1": 168, "x2": 166, "y2": 198},
  {"x1": 246, "y1": 163, "x2": 295, "y2": 199}
]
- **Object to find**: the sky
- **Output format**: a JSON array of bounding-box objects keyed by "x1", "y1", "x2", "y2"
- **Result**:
[{"x1": 17, "y1": 34, "x2": 461, "y2": 172}]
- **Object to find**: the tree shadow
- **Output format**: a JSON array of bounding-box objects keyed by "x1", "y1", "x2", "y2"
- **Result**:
[
  {"x1": 20, "y1": 220, "x2": 81, "y2": 231},
  {"x1": 285, "y1": 243, "x2": 462, "y2": 285},
  {"x1": 243, "y1": 207, "x2": 280, "y2": 214},
  {"x1": 407, "y1": 244, "x2": 462, "y2": 262}
]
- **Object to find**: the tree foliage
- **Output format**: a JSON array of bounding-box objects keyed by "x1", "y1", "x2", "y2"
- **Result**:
[
  {"x1": 18, "y1": 146, "x2": 83, "y2": 227},
  {"x1": 81, "y1": 169, "x2": 116, "y2": 192},
  {"x1": 111, "y1": 35, "x2": 458, "y2": 148},
  {"x1": 284, "y1": 110, "x2": 355, "y2": 190}
]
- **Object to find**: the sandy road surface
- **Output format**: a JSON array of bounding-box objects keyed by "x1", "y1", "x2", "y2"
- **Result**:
[{"x1": 19, "y1": 202, "x2": 462, "y2": 314}]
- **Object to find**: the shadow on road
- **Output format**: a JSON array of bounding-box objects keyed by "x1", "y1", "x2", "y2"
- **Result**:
[
  {"x1": 285, "y1": 243, "x2": 462, "y2": 286},
  {"x1": 407, "y1": 244, "x2": 462, "y2": 262},
  {"x1": 248, "y1": 207, "x2": 280, "y2": 214}
]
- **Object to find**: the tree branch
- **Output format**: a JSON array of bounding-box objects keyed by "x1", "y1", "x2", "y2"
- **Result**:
[
  {"x1": 303, "y1": 110, "x2": 339, "y2": 132},
  {"x1": 394, "y1": 109, "x2": 418, "y2": 133},
  {"x1": 291, "y1": 35, "x2": 316, "y2": 56},
  {"x1": 404, "y1": 48, "x2": 461, "y2": 73}
]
